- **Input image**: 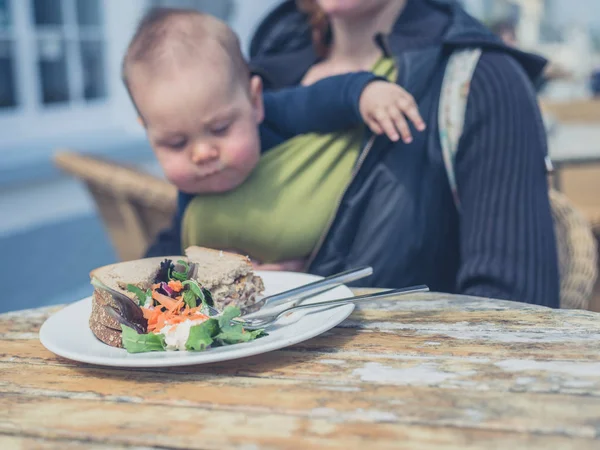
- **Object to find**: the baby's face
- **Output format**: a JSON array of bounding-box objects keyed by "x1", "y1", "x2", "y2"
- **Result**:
[{"x1": 131, "y1": 64, "x2": 264, "y2": 194}]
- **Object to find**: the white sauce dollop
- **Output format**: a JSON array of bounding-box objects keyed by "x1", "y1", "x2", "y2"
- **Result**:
[{"x1": 159, "y1": 316, "x2": 208, "y2": 351}]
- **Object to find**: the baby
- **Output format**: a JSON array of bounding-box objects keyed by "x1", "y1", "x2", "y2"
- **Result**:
[{"x1": 122, "y1": 8, "x2": 425, "y2": 258}]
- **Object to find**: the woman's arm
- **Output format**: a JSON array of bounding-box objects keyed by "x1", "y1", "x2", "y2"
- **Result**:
[{"x1": 454, "y1": 51, "x2": 560, "y2": 307}]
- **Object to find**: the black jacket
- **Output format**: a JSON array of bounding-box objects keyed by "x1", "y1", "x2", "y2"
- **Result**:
[{"x1": 148, "y1": 0, "x2": 560, "y2": 307}]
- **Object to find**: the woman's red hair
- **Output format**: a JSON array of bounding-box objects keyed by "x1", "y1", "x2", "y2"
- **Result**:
[{"x1": 297, "y1": 0, "x2": 331, "y2": 57}]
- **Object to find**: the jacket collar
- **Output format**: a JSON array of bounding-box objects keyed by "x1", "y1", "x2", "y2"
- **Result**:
[
  {"x1": 251, "y1": 45, "x2": 318, "y2": 90},
  {"x1": 251, "y1": 0, "x2": 547, "y2": 89},
  {"x1": 385, "y1": 0, "x2": 547, "y2": 81}
]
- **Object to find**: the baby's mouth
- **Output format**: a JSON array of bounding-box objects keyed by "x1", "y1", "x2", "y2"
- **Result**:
[{"x1": 195, "y1": 163, "x2": 224, "y2": 179}]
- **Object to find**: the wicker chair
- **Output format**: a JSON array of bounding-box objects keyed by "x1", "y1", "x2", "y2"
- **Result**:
[
  {"x1": 53, "y1": 151, "x2": 177, "y2": 262},
  {"x1": 53, "y1": 150, "x2": 599, "y2": 310},
  {"x1": 591, "y1": 217, "x2": 600, "y2": 312},
  {"x1": 550, "y1": 189, "x2": 598, "y2": 309}
]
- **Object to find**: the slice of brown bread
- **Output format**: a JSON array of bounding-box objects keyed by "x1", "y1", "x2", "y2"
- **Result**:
[
  {"x1": 91, "y1": 291, "x2": 123, "y2": 330},
  {"x1": 184, "y1": 246, "x2": 253, "y2": 288},
  {"x1": 89, "y1": 314, "x2": 123, "y2": 348},
  {"x1": 90, "y1": 256, "x2": 180, "y2": 293}
]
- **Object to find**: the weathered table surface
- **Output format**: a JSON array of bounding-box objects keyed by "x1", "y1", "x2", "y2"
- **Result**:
[{"x1": 2, "y1": 290, "x2": 600, "y2": 449}]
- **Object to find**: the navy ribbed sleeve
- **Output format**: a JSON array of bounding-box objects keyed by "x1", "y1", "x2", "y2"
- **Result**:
[
  {"x1": 262, "y1": 72, "x2": 381, "y2": 142},
  {"x1": 455, "y1": 51, "x2": 560, "y2": 307}
]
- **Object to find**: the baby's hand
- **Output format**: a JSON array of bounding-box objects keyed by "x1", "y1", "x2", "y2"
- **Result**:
[{"x1": 359, "y1": 81, "x2": 426, "y2": 143}]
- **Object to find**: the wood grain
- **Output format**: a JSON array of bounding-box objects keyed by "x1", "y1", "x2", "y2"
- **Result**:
[
  {"x1": 2, "y1": 394, "x2": 598, "y2": 450},
  {"x1": 540, "y1": 99, "x2": 600, "y2": 123},
  {"x1": 2, "y1": 292, "x2": 600, "y2": 449}
]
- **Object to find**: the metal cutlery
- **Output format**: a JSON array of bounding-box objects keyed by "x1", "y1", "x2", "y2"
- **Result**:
[
  {"x1": 240, "y1": 266, "x2": 373, "y2": 315},
  {"x1": 236, "y1": 284, "x2": 430, "y2": 330}
]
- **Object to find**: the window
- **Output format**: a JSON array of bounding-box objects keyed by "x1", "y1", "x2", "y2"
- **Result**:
[
  {"x1": 0, "y1": 0, "x2": 243, "y2": 146},
  {"x1": 32, "y1": 0, "x2": 106, "y2": 106},
  {"x1": 0, "y1": 0, "x2": 17, "y2": 109},
  {"x1": 0, "y1": 0, "x2": 107, "y2": 111},
  {"x1": 149, "y1": 0, "x2": 234, "y2": 21}
]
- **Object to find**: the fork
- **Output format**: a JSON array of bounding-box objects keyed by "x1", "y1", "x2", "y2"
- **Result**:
[
  {"x1": 235, "y1": 285, "x2": 429, "y2": 330},
  {"x1": 240, "y1": 266, "x2": 373, "y2": 315}
]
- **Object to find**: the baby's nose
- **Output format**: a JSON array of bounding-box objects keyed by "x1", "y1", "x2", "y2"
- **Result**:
[{"x1": 191, "y1": 143, "x2": 219, "y2": 164}]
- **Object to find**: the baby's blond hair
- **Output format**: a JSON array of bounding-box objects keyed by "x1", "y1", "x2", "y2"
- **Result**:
[{"x1": 122, "y1": 7, "x2": 249, "y2": 106}]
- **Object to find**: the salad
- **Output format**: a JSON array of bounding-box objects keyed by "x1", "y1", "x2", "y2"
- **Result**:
[{"x1": 121, "y1": 259, "x2": 266, "y2": 353}]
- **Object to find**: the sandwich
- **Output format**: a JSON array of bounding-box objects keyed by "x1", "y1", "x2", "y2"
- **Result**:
[
  {"x1": 88, "y1": 246, "x2": 265, "y2": 352},
  {"x1": 184, "y1": 246, "x2": 265, "y2": 311}
]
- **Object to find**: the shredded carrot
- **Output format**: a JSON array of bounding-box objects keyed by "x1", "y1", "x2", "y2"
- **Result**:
[
  {"x1": 171, "y1": 298, "x2": 184, "y2": 313},
  {"x1": 168, "y1": 280, "x2": 183, "y2": 292},
  {"x1": 155, "y1": 314, "x2": 167, "y2": 332},
  {"x1": 143, "y1": 303, "x2": 209, "y2": 332},
  {"x1": 149, "y1": 308, "x2": 162, "y2": 321},
  {"x1": 142, "y1": 308, "x2": 154, "y2": 321},
  {"x1": 143, "y1": 282, "x2": 210, "y2": 333},
  {"x1": 167, "y1": 316, "x2": 190, "y2": 325},
  {"x1": 144, "y1": 307, "x2": 163, "y2": 332},
  {"x1": 152, "y1": 290, "x2": 179, "y2": 310}
]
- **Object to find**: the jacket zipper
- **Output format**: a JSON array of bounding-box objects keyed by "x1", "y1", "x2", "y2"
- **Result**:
[{"x1": 304, "y1": 134, "x2": 378, "y2": 271}]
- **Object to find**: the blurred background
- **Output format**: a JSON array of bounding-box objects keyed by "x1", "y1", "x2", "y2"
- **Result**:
[{"x1": 0, "y1": 0, "x2": 598, "y2": 314}]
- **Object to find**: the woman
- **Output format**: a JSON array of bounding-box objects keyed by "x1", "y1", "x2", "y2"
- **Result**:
[
  {"x1": 150, "y1": 0, "x2": 559, "y2": 307},
  {"x1": 250, "y1": 0, "x2": 559, "y2": 307}
]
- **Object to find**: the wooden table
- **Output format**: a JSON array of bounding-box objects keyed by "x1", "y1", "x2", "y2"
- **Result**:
[{"x1": 2, "y1": 290, "x2": 600, "y2": 449}]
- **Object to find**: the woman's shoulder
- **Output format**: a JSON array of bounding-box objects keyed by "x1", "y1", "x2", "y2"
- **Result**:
[
  {"x1": 250, "y1": 46, "x2": 317, "y2": 90},
  {"x1": 470, "y1": 50, "x2": 542, "y2": 101},
  {"x1": 248, "y1": 0, "x2": 310, "y2": 60},
  {"x1": 458, "y1": 49, "x2": 548, "y2": 163}
]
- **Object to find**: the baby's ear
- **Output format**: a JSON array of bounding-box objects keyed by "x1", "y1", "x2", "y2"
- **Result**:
[{"x1": 249, "y1": 75, "x2": 264, "y2": 124}]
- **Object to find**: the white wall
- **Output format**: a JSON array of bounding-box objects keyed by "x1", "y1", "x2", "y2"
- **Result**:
[
  {"x1": 545, "y1": 0, "x2": 600, "y2": 30},
  {"x1": 0, "y1": 0, "x2": 149, "y2": 150},
  {"x1": 104, "y1": 0, "x2": 149, "y2": 135}
]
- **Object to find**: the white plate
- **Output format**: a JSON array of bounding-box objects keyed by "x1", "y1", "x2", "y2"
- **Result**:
[{"x1": 39, "y1": 271, "x2": 355, "y2": 368}]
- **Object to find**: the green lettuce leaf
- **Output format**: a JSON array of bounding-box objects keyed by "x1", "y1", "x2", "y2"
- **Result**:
[
  {"x1": 187, "y1": 280, "x2": 203, "y2": 298},
  {"x1": 217, "y1": 306, "x2": 242, "y2": 328},
  {"x1": 215, "y1": 327, "x2": 266, "y2": 345},
  {"x1": 170, "y1": 259, "x2": 190, "y2": 281},
  {"x1": 182, "y1": 280, "x2": 207, "y2": 308},
  {"x1": 202, "y1": 288, "x2": 214, "y2": 307},
  {"x1": 121, "y1": 325, "x2": 166, "y2": 353},
  {"x1": 126, "y1": 284, "x2": 146, "y2": 304},
  {"x1": 185, "y1": 319, "x2": 219, "y2": 351},
  {"x1": 183, "y1": 290, "x2": 197, "y2": 309},
  {"x1": 214, "y1": 306, "x2": 266, "y2": 345}
]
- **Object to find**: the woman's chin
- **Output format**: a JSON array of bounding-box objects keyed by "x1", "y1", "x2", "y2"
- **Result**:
[{"x1": 318, "y1": 0, "x2": 391, "y2": 17}]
